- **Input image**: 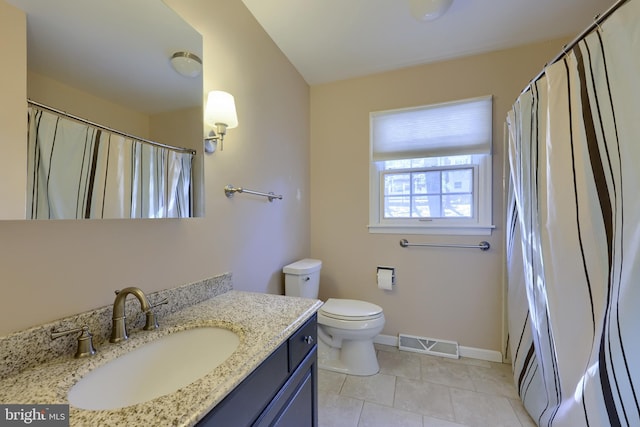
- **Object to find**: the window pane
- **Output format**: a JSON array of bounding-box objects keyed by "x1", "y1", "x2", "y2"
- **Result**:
[
  {"x1": 385, "y1": 159, "x2": 412, "y2": 170},
  {"x1": 425, "y1": 171, "x2": 441, "y2": 194},
  {"x1": 415, "y1": 158, "x2": 439, "y2": 168},
  {"x1": 384, "y1": 196, "x2": 410, "y2": 218},
  {"x1": 443, "y1": 155, "x2": 472, "y2": 166},
  {"x1": 443, "y1": 195, "x2": 472, "y2": 217},
  {"x1": 384, "y1": 174, "x2": 410, "y2": 195},
  {"x1": 381, "y1": 161, "x2": 477, "y2": 221},
  {"x1": 413, "y1": 196, "x2": 440, "y2": 217},
  {"x1": 412, "y1": 173, "x2": 427, "y2": 194},
  {"x1": 442, "y1": 169, "x2": 472, "y2": 193},
  {"x1": 383, "y1": 155, "x2": 473, "y2": 170}
]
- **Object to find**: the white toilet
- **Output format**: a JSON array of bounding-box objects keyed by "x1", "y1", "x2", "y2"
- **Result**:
[{"x1": 283, "y1": 258, "x2": 385, "y2": 376}]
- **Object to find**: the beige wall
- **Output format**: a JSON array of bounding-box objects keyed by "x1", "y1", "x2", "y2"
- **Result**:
[
  {"x1": 27, "y1": 71, "x2": 150, "y2": 138},
  {"x1": 310, "y1": 39, "x2": 567, "y2": 352},
  {"x1": 0, "y1": 0, "x2": 310, "y2": 336},
  {"x1": 0, "y1": 1, "x2": 26, "y2": 219}
]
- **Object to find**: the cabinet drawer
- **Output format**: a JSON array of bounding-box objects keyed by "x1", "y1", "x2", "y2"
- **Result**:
[{"x1": 288, "y1": 314, "x2": 317, "y2": 372}]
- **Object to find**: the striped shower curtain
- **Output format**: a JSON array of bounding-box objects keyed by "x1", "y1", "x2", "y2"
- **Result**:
[
  {"x1": 27, "y1": 107, "x2": 193, "y2": 219},
  {"x1": 506, "y1": 0, "x2": 640, "y2": 425}
]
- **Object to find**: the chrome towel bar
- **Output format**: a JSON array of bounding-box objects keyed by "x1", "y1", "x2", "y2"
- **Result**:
[
  {"x1": 399, "y1": 239, "x2": 490, "y2": 251},
  {"x1": 224, "y1": 184, "x2": 283, "y2": 202}
]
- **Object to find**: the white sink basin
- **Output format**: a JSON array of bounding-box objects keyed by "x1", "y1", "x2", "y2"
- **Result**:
[{"x1": 68, "y1": 327, "x2": 240, "y2": 410}]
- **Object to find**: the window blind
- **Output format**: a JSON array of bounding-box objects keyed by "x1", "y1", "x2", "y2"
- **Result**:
[{"x1": 371, "y1": 95, "x2": 492, "y2": 161}]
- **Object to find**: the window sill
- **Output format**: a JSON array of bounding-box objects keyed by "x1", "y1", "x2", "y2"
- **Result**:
[{"x1": 367, "y1": 224, "x2": 495, "y2": 236}]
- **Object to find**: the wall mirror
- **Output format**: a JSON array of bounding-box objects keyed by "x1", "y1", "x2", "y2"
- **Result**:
[{"x1": 5, "y1": 0, "x2": 204, "y2": 220}]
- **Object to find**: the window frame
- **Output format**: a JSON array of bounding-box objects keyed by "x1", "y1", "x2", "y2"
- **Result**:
[
  {"x1": 368, "y1": 96, "x2": 495, "y2": 236},
  {"x1": 369, "y1": 155, "x2": 493, "y2": 235}
]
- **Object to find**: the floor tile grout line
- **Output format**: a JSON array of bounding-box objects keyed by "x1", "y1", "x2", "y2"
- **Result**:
[
  {"x1": 446, "y1": 383, "x2": 459, "y2": 425},
  {"x1": 355, "y1": 398, "x2": 364, "y2": 427},
  {"x1": 337, "y1": 371, "x2": 347, "y2": 395},
  {"x1": 390, "y1": 374, "x2": 397, "y2": 412}
]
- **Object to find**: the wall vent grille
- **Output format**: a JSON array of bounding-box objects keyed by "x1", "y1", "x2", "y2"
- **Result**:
[{"x1": 398, "y1": 334, "x2": 459, "y2": 359}]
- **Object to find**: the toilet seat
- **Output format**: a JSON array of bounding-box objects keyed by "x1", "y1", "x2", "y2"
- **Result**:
[{"x1": 320, "y1": 298, "x2": 383, "y2": 321}]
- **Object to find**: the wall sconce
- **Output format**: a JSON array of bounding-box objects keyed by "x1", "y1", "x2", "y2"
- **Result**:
[{"x1": 204, "y1": 91, "x2": 238, "y2": 153}]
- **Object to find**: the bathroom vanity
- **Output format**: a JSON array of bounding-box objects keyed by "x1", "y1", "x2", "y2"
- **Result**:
[{"x1": 0, "y1": 276, "x2": 322, "y2": 426}]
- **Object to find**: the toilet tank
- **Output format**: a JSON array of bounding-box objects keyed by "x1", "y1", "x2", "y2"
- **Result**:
[{"x1": 283, "y1": 259, "x2": 322, "y2": 299}]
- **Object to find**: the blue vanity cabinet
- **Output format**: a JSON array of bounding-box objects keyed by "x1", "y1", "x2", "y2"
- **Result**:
[{"x1": 197, "y1": 314, "x2": 318, "y2": 427}]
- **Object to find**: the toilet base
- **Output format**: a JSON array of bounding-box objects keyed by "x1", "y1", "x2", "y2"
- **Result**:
[{"x1": 318, "y1": 336, "x2": 380, "y2": 376}]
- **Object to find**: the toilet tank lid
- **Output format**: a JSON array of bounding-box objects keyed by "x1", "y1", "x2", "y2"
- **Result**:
[
  {"x1": 283, "y1": 258, "x2": 322, "y2": 274},
  {"x1": 321, "y1": 298, "x2": 383, "y2": 318}
]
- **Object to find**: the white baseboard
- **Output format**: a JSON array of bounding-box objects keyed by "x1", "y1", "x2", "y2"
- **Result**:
[
  {"x1": 458, "y1": 346, "x2": 503, "y2": 363},
  {"x1": 373, "y1": 334, "x2": 398, "y2": 347},
  {"x1": 374, "y1": 334, "x2": 503, "y2": 363}
]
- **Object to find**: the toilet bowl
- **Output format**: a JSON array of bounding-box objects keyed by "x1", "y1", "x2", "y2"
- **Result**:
[
  {"x1": 317, "y1": 298, "x2": 385, "y2": 376},
  {"x1": 282, "y1": 259, "x2": 386, "y2": 376}
]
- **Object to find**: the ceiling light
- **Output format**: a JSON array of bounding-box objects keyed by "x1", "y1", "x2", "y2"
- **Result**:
[
  {"x1": 170, "y1": 51, "x2": 202, "y2": 78},
  {"x1": 409, "y1": 0, "x2": 454, "y2": 22}
]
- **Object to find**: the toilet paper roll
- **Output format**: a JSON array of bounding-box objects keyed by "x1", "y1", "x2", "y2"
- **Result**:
[{"x1": 377, "y1": 268, "x2": 394, "y2": 290}]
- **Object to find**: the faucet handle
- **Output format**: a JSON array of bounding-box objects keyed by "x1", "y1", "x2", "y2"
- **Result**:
[
  {"x1": 143, "y1": 297, "x2": 169, "y2": 330},
  {"x1": 150, "y1": 297, "x2": 169, "y2": 309},
  {"x1": 51, "y1": 325, "x2": 97, "y2": 358}
]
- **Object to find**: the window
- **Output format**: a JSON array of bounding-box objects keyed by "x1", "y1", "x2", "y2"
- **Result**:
[
  {"x1": 382, "y1": 156, "x2": 474, "y2": 219},
  {"x1": 369, "y1": 96, "x2": 494, "y2": 235}
]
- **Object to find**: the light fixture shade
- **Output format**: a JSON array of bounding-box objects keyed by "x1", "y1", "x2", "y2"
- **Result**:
[
  {"x1": 409, "y1": 0, "x2": 454, "y2": 21},
  {"x1": 205, "y1": 91, "x2": 238, "y2": 128},
  {"x1": 170, "y1": 52, "x2": 202, "y2": 78}
]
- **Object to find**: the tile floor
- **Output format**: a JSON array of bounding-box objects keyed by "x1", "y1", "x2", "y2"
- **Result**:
[{"x1": 318, "y1": 344, "x2": 536, "y2": 427}]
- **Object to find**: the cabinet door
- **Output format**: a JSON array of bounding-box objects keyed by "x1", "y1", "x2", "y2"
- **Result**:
[
  {"x1": 270, "y1": 365, "x2": 315, "y2": 427},
  {"x1": 254, "y1": 348, "x2": 317, "y2": 427}
]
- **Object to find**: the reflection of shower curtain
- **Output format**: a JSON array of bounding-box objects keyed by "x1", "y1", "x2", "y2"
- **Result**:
[
  {"x1": 506, "y1": 1, "x2": 640, "y2": 425},
  {"x1": 27, "y1": 107, "x2": 193, "y2": 219}
]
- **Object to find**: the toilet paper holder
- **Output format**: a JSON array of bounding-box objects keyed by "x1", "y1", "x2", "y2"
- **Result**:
[{"x1": 376, "y1": 266, "x2": 396, "y2": 289}]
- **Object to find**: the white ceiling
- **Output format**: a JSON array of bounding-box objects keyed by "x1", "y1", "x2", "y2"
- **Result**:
[
  {"x1": 7, "y1": 0, "x2": 617, "y2": 112},
  {"x1": 7, "y1": 0, "x2": 202, "y2": 114},
  {"x1": 241, "y1": 0, "x2": 616, "y2": 85}
]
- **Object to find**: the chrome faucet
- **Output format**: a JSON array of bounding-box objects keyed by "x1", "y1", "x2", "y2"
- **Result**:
[{"x1": 109, "y1": 287, "x2": 152, "y2": 343}]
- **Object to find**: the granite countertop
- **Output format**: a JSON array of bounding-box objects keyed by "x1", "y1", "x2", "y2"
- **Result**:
[{"x1": 0, "y1": 290, "x2": 322, "y2": 426}]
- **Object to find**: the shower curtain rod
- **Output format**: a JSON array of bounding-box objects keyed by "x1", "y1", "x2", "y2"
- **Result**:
[
  {"x1": 522, "y1": 0, "x2": 629, "y2": 95},
  {"x1": 28, "y1": 99, "x2": 196, "y2": 155}
]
